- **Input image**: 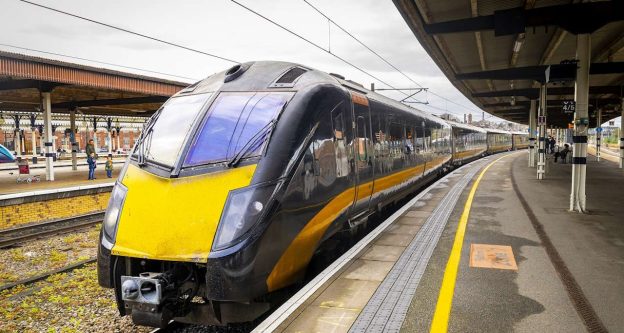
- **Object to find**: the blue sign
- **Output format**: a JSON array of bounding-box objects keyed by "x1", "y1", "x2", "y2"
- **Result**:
[{"x1": 596, "y1": 127, "x2": 603, "y2": 133}]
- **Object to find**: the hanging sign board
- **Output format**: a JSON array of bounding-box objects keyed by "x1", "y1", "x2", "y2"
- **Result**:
[
  {"x1": 562, "y1": 100, "x2": 576, "y2": 114},
  {"x1": 538, "y1": 115, "x2": 546, "y2": 125}
]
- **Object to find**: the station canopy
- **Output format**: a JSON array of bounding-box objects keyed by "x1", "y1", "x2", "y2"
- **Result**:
[
  {"x1": 0, "y1": 51, "x2": 189, "y2": 118},
  {"x1": 394, "y1": 0, "x2": 624, "y2": 127}
]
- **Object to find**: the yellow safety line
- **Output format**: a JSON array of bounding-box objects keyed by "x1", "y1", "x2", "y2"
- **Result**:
[{"x1": 429, "y1": 154, "x2": 511, "y2": 333}]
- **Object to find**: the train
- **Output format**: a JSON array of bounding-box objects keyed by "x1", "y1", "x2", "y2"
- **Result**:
[
  {"x1": 97, "y1": 61, "x2": 527, "y2": 328},
  {"x1": 0, "y1": 144, "x2": 16, "y2": 163}
]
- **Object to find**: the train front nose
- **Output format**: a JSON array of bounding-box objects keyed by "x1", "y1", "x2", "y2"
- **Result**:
[{"x1": 103, "y1": 163, "x2": 258, "y2": 263}]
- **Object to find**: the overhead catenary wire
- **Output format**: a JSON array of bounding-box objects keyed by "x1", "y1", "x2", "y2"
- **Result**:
[
  {"x1": 232, "y1": 1, "x2": 474, "y2": 118},
  {"x1": 0, "y1": 43, "x2": 200, "y2": 82},
  {"x1": 16, "y1": 0, "x2": 486, "y2": 120},
  {"x1": 229, "y1": 0, "x2": 422, "y2": 104},
  {"x1": 301, "y1": 0, "x2": 482, "y2": 115},
  {"x1": 17, "y1": 0, "x2": 239, "y2": 64},
  {"x1": 17, "y1": 0, "x2": 428, "y2": 107}
]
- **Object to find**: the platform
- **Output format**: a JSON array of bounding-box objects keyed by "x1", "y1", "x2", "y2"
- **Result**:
[
  {"x1": 0, "y1": 158, "x2": 123, "y2": 195},
  {"x1": 255, "y1": 151, "x2": 624, "y2": 333}
]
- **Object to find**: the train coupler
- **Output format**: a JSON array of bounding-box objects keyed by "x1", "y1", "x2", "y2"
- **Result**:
[{"x1": 120, "y1": 272, "x2": 179, "y2": 328}]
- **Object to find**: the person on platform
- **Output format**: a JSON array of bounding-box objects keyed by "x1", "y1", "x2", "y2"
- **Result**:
[
  {"x1": 548, "y1": 136, "x2": 556, "y2": 154},
  {"x1": 105, "y1": 154, "x2": 113, "y2": 178},
  {"x1": 86, "y1": 139, "x2": 97, "y2": 158},
  {"x1": 87, "y1": 153, "x2": 97, "y2": 180},
  {"x1": 557, "y1": 143, "x2": 570, "y2": 163}
]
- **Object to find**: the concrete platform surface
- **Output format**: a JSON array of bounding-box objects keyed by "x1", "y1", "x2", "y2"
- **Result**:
[{"x1": 259, "y1": 151, "x2": 624, "y2": 333}]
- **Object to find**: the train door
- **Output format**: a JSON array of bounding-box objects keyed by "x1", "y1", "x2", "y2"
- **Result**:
[{"x1": 349, "y1": 91, "x2": 375, "y2": 219}]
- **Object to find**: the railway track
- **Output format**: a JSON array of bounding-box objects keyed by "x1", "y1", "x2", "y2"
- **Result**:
[
  {"x1": 0, "y1": 257, "x2": 96, "y2": 293},
  {"x1": 0, "y1": 211, "x2": 104, "y2": 249}
]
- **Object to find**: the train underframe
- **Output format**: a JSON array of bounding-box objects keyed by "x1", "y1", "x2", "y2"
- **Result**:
[{"x1": 99, "y1": 245, "x2": 271, "y2": 328}]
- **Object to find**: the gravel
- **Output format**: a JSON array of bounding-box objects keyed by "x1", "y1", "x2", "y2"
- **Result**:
[
  {"x1": 0, "y1": 263, "x2": 151, "y2": 333},
  {"x1": 0, "y1": 225, "x2": 100, "y2": 288}
]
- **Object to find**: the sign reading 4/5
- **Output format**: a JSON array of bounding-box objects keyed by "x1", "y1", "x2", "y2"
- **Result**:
[{"x1": 562, "y1": 100, "x2": 576, "y2": 114}]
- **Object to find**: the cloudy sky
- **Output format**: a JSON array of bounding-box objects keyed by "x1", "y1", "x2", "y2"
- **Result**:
[{"x1": 1, "y1": 0, "x2": 518, "y2": 122}]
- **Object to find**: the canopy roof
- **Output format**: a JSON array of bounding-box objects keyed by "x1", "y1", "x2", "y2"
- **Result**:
[
  {"x1": 394, "y1": 0, "x2": 624, "y2": 127},
  {"x1": 0, "y1": 51, "x2": 190, "y2": 118}
]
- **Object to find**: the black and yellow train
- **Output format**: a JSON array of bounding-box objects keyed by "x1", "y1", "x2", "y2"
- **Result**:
[{"x1": 97, "y1": 61, "x2": 526, "y2": 328}]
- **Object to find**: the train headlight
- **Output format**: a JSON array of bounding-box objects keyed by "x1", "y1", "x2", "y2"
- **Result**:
[
  {"x1": 212, "y1": 182, "x2": 278, "y2": 251},
  {"x1": 101, "y1": 182, "x2": 127, "y2": 249}
]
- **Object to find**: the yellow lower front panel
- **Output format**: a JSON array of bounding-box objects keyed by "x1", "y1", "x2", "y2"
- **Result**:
[{"x1": 111, "y1": 164, "x2": 256, "y2": 263}]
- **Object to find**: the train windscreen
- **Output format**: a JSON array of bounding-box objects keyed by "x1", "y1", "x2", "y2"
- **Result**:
[
  {"x1": 136, "y1": 93, "x2": 212, "y2": 167},
  {"x1": 184, "y1": 92, "x2": 293, "y2": 166}
]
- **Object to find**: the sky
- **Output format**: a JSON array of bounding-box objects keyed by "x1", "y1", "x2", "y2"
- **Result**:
[{"x1": 0, "y1": 0, "x2": 618, "y2": 126}]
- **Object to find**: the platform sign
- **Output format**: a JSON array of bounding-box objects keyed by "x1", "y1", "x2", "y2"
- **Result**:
[
  {"x1": 538, "y1": 115, "x2": 546, "y2": 125},
  {"x1": 562, "y1": 100, "x2": 576, "y2": 114}
]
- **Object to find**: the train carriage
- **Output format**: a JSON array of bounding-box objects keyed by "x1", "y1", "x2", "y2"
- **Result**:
[
  {"x1": 97, "y1": 61, "x2": 453, "y2": 328},
  {"x1": 512, "y1": 131, "x2": 530, "y2": 150},
  {"x1": 447, "y1": 121, "x2": 487, "y2": 165},
  {"x1": 486, "y1": 128, "x2": 513, "y2": 154}
]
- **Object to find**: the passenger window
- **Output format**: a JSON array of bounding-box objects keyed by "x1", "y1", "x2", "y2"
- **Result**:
[
  {"x1": 356, "y1": 116, "x2": 368, "y2": 162},
  {"x1": 405, "y1": 127, "x2": 414, "y2": 156},
  {"x1": 389, "y1": 122, "x2": 403, "y2": 158},
  {"x1": 332, "y1": 110, "x2": 348, "y2": 178}
]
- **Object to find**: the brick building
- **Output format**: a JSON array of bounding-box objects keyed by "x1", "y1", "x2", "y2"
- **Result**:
[{"x1": 0, "y1": 127, "x2": 141, "y2": 155}]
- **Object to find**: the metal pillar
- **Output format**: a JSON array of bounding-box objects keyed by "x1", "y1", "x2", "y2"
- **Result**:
[
  {"x1": 42, "y1": 92, "x2": 55, "y2": 181},
  {"x1": 620, "y1": 98, "x2": 624, "y2": 168},
  {"x1": 107, "y1": 130, "x2": 113, "y2": 154},
  {"x1": 596, "y1": 109, "x2": 602, "y2": 162},
  {"x1": 30, "y1": 128, "x2": 37, "y2": 155},
  {"x1": 537, "y1": 85, "x2": 547, "y2": 180},
  {"x1": 570, "y1": 34, "x2": 590, "y2": 213},
  {"x1": 529, "y1": 100, "x2": 536, "y2": 167},
  {"x1": 116, "y1": 131, "x2": 121, "y2": 153},
  {"x1": 14, "y1": 129, "x2": 21, "y2": 157},
  {"x1": 70, "y1": 110, "x2": 78, "y2": 171}
]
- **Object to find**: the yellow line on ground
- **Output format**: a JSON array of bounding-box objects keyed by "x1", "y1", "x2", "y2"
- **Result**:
[{"x1": 429, "y1": 154, "x2": 512, "y2": 333}]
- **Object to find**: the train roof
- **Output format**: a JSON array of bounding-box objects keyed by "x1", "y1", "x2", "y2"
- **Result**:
[
  {"x1": 485, "y1": 128, "x2": 512, "y2": 135},
  {"x1": 183, "y1": 60, "x2": 449, "y2": 127},
  {"x1": 445, "y1": 120, "x2": 487, "y2": 133}
]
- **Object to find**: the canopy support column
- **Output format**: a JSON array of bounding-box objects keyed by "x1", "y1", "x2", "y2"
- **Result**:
[
  {"x1": 529, "y1": 100, "x2": 536, "y2": 167},
  {"x1": 70, "y1": 109, "x2": 78, "y2": 171},
  {"x1": 14, "y1": 129, "x2": 21, "y2": 157},
  {"x1": 570, "y1": 34, "x2": 590, "y2": 213},
  {"x1": 596, "y1": 109, "x2": 602, "y2": 162},
  {"x1": 42, "y1": 92, "x2": 55, "y2": 181},
  {"x1": 116, "y1": 131, "x2": 121, "y2": 153},
  {"x1": 30, "y1": 127, "x2": 37, "y2": 156},
  {"x1": 537, "y1": 85, "x2": 547, "y2": 180},
  {"x1": 620, "y1": 98, "x2": 624, "y2": 168}
]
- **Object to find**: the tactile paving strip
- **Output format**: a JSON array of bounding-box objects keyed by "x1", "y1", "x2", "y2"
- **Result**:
[{"x1": 349, "y1": 159, "x2": 489, "y2": 333}]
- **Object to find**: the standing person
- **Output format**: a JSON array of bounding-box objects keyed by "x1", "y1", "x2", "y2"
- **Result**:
[
  {"x1": 548, "y1": 136, "x2": 555, "y2": 154},
  {"x1": 87, "y1": 153, "x2": 97, "y2": 180},
  {"x1": 86, "y1": 139, "x2": 96, "y2": 157},
  {"x1": 105, "y1": 154, "x2": 113, "y2": 178}
]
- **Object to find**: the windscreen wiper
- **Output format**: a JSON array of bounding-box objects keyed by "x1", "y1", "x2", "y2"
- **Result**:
[
  {"x1": 227, "y1": 120, "x2": 275, "y2": 168},
  {"x1": 136, "y1": 108, "x2": 163, "y2": 166}
]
